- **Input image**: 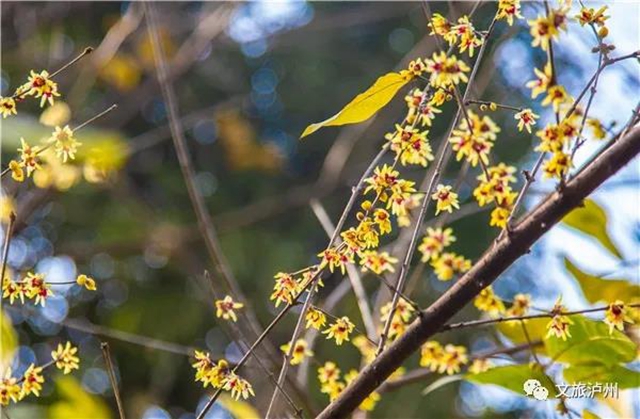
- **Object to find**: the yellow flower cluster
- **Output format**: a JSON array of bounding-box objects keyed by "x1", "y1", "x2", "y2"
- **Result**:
[
  {"x1": 425, "y1": 52, "x2": 470, "y2": 88},
  {"x1": 449, "y1": 111, "x2": 501, "y2": 168},
  {"x1": 0, "y1": 70, "x2": 61, "y2": 119},
  {"x1": 428, "y1": 14, "x2": 484, "y2": 57},
  {"x1": 417, "y1": 227, "x2": 471, "y2": 281},
  {"x1": 7, "y1": 125, "x2": 82, "y2": 184},
  {"x1": 385, "y1": 125, "x2": 434, "y2": 167},
  {"x1": 2, "y1": 272, "x2": 53, "y2": 306},
  {"x1": 404, "y1": 88, "x2": 444, "y2": 128},
  {"x1": 380, "y1": 299, "x2": 415, "y2": 341},
  {"x1": 473, "y1": 286, "x2": 505, "y2": 316},
  {"x1": 51, "y1": 341, "x2": 80, "y2": 375},
  {"x1": 191, "y1": 352, "x2": 254, "y2": 400},
  {"x1": 418, "y1": 227, "x2": 455, "y2": 262},
  {"x1": 419, "y1": 341, "x2": 469, "y2": 375},
  {"x1": 0, "y1": 364, "x2": 45, "y2": 406},
  {"x1": 317, "y1": 362, "x2": 381, "y2": 411},
  {"x1": 2, "y1": 272, "x2": 96, "y2": 306},
  {"x1": 473, "y1": 163, "x2": 518, "y2": 228},
  {"x1": 359, "y1": 250, "x2": 397, "y2": 275}
]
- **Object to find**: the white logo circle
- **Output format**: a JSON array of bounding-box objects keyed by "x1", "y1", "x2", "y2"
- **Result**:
[
  {"x1": 533, "y1": 386, "x2": 549, "y2": 401},
  {"x1": 523, "y1": 379, "x2": 541, "y2": 396}
]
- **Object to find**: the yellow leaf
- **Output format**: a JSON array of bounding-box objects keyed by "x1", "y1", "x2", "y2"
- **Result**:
[
  {"x1": 218, "y1": 394, "x2": 260, "y2": 419},
  {"x1": 564, "y1": 257, "x2": 640, "y2": 304},
  {"x1": 300, "y1": 71, "x2": 413, "y2": 138},
  {"x1": 0, "y1": 309, "x2": 17, "y2": 371},
  {"x1": 562, "y1": 199, "x2": 622, "y2": 259},
  {"x1": 583, "y1": 409, "x2": 601, "y2": 419},
  {"x1": 49, "y1": 375, "x2": 112, "y2": 419}
]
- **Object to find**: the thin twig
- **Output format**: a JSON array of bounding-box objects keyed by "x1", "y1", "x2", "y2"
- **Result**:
[
  {"x1": 0, "y1": 213, "x2": 16, "y2": 315},
  {"x1": 101, "y1": 342, "x2": 126, "y2": 419},
  {"x1": 441, "y1": 303, "x2": 640, "y2": 331},
  {"x1": 309, "y1": 199, "x2": 376, "y2": 338}
]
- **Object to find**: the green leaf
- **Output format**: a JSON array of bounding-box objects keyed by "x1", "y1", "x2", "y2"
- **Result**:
[
  {"x1": 562, "y1": 199, "x2": 622, "y2": 259},
  {"x1": 497, "y1": 318, "x2": 549, "y2": 355},
  {"x1": 564, "y1": 364, "x2": 640, "y2": 389},
  {"x1": 544, "y1": 315, "x2": 636, "y2": 365},
  {"x1": 49, "y1": 375, "x2": 112, "y2": 419},
  {"x1": 300, "y1": 71, "x2": 413, "y2": 138},
  {"x1": 564, "y1": 258, "x2": 640, "y2": 304},
  {"x1": 466, "y1": 364, "x2": 557, "y2": 397}
]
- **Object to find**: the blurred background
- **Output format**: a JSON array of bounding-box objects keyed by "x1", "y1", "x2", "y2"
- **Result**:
[{"x1": 1, "y1": 1, "x2": 638, "y2": 418}]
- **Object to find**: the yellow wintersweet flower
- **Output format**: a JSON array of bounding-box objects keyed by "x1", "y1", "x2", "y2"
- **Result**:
[
  {"x1": 541, "y1": 85, "x2": 570, "y2": 112},
  {"x1": 51, "y1": 341, "x2": 80, "y2": 374},
  {"x1": 535, "y1": 123, "x2": 566, "y2": 153},
  {"x1": 407, "y1": 58, "x2": 426, "y2": 77},
  {"x1": 305, "y1": 307, "x2": 327, "y2": 330},
  {"x1": 452, "y1": 16, "x2": 483, "y2": 57},
  {"x1": 318, "y1": 361, "x2": 341, "y2": 384},
  {"x1": 420, "y1": 341, "x2": 444, "y2": 371},
  {"x1": 280, "y1": 338, "x2": 314, "y2": 366},
  {"x1": 425, "y1": 51, "x2": 470, "y2": 88},
  {"x1": 352, "y1": 335, "x2": 376, "y2": 364},
  {"x1": 604, "y1": 300, "x2": 633, "y2": 334},
  {"x1": 76, "y1": 274, "x2": 97, "y2": 291},
  {"x1": 0, "y1": 368, "x2": 21, "y2": 406},
  {"x1": 385, "y1": 125, "x2": 434, "y2": 167},
  {"x1": 270, "y1": 272, "x2": 301, "y2": 307},
  {"x1": 468, "y1": 358, "x2": 492, "y2": 374},
  {"x1": 0, "y1": 97, "x2": 17, "y2": 118},
  {"x1": 8, "y1": 160, "x2": 24, "y2": 182},
  {"x1": 587, "y1": 118, "x2": 607, "y2": 140},
  {"x1": 2, "y1": 279, "x2": 25, "y2": 305},
  {"x1": 575, "y1": 6, "x2": 609, "y2": 27},
  {"x1": 438, "y1": 344, "x2": 468, "y2": 375},
  {"x1": 215, "y1": 295, "x2": 244, "y2": 322},
  {"x1": 542, "y1": 151, "x2": 572, "y2": 179},
  {"x1": 49, "y1": 125, "x2": 81, "y2": 162},
  {"x1": 418, "y1": 227, "x2": 456, "y2": 262},
  {"x1": 497, "y1": 0, "x2": 523, "y2": 26},
  {"x1": 17, "y1": 138, "x2": 41, "y2": 177},
  {"x1": 359, "y1": 250, "x2": 397, "y2": 275},
  {"x1": 223, "y1": 372, "x2": 255, "y2": 400},
  {"x1": 473, "y1": 286, "x2": 506, "y2": 316},
  {"x1": 514, "y1": 108, "x2": 539, "y2": 133},
  {"x1": 430, "y1": 252, "x2": 470, "y2": 281},
  {"x1": 490, "y1": 206, "x2": 511, "y2": 229},
  {"x1": 23, "y1": 272, "x2": 53, "y2": 307},
  {"x1": 23, "y1": 70, "x2": 61, "y2": 107},
  {"x1": 431, "y1": 184, "x2": 459, "y2": 215},
  {"x1": 526, "y1": 62, "x2": 553, "y2": 99},
  {"x1": 546, "y1": 297, "x2": 574, "y2": 340},
  {"x1": 20, "y1": 364, "x2": 45, "y2": 398},
  {"x1": 322, "y1": 316, "x2": 355, "y2": 345},
  {"x1": 506, "y1": 293, "x2": 531, "y2": 317},
  {"x1": 428, "y1": 13, "x2": 452, "y2": 38}
]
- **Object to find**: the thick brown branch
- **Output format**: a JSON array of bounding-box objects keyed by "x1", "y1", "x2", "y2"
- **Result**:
[{"x1": 317, "y1": 125, "x2": 640, "y2": 418}]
